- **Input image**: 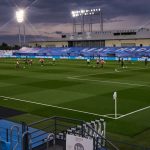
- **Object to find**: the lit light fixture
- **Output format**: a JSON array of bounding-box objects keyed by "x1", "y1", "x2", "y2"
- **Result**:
[
  {"x1": 81, "y1": 10, "x2": 85, "y2": 13},
  {"x1": 16, "y1": 9, "x2": 25, "y2": 23},
  {"x1": 71, "y1": 8, "x2": 101, "y2": 17}
]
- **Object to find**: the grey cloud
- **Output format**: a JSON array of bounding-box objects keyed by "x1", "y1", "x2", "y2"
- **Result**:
[
  {"x1": 0, "y1": 0, "x2": 150, "y2": 44},
  {"x1": 1, "y1": 0, "x2": 150, "y2": 24}
]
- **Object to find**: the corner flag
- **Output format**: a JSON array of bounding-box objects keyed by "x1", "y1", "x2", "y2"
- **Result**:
[
  {"x1": 113, "y1": 91, "x2": 118, "y2": 119},
  {"x1": 113, "y1": 91, "x2": 117, "y2": 101}
]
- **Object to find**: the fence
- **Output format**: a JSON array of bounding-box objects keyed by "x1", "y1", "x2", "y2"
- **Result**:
[{"x1": 22, "y1": 116, "x2": 119, "y2": 150}]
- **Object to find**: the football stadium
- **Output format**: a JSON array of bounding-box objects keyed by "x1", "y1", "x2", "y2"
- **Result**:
[{"x1": 0, "y1": 1, "x2": 150, "y2": 150}]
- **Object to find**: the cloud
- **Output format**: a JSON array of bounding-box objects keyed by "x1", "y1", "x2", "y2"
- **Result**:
[{"x1": 0, "y1": 0, "x2": 150, "y2": 43}]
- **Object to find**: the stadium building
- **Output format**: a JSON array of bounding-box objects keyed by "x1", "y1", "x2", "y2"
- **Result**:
[{"x1": 29, "y1": 28, "x2": 150, "y2": 48}]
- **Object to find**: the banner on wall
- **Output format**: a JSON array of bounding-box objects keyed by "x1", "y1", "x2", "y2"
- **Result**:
[{"x1": 66, "y1": 134, "x2": 93, "y2": 150}]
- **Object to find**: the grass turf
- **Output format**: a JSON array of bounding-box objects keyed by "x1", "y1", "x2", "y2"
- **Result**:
[{"x1": 0, "y1": 58, "x2": 150, "y2": 147}]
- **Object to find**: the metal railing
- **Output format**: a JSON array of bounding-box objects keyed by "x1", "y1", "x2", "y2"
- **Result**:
[
  {"x1": 0, "y1": 127, "x2": 9, "y2": 142},
  {"x1": 22, "y1": 131, "x2": 32, "y2": 150},
  {"x1": 10, "y1": 125, "x2": 20, "y2": 150},
  {"x1": 26, "y1": 116, "x2": 119, "y2": 150},
  {"x1": 1, "y1": 117, "x2": 149, "y2": 150}
]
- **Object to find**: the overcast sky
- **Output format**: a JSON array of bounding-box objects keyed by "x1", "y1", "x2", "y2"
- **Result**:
[{"x1": 1, "y1": 0, "x2": 150, "y2": 44}]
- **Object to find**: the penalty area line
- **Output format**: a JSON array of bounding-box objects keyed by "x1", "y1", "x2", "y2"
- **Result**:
[
  {"x1": 0, "y1": 96, "x2": 116, "y2": 120},
  {"x1": 71, "y1": 67, "x2": 150, "y2": 78},
  {"x1": 68, "y1": 77, "x2": 150, "y2": 87}
]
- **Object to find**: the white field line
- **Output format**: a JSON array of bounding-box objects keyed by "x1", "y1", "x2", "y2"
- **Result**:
[
  {"x1": 116, "y1": 105, "x2": 150, "y2": 119},
  {"x1": 0, "y1": 96, "x2": 116, "y2": 120},
  {"x1": 106, "y1": 114, "x2": 122, "y2": 116},
  {"x1": 72, "y1": 71, "x2": 118, "y2": 78},
  {"x1": 68, "y1": 77, "x2": 150, "y2": 87},
  {"x1": 71, "y1": 67, "x2": 150, "y2": 78}
]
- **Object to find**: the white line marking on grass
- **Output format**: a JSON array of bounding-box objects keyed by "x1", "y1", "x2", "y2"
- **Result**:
[
  {"x1": 116, "y1": 105, "x2": 150, "y2": 119},
  {"x1": 3, "y1": 98, "x2": 8, "y2": 101},
  {"x1": 106, "y1": 114, "x2": 122, "y2": 116},
  {"x1": 68, "y1": 77, "x2": 150, "y2": 87},
  {"x1": 72, "y1": 71, "x2": 118, "y2": 78},
  {"x1": 71, "y1": 67, "x2": 150, "y2": 78},
  {"x1": 0, "y1": 96, "x2": 116, "y2": 120}
]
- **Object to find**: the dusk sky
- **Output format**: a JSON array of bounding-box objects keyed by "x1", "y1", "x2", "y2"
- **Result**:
[{"x1": 0, "y1": 0, "x2": 150, "y2": 44}]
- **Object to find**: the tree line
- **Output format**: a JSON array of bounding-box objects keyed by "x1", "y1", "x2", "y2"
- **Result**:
[{"x1": 0, "y1": 42, "x2": 20, "y2": 50}]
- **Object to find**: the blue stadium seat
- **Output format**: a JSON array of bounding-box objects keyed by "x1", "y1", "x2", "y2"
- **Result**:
[
  {"x1": 0, "y1": 140, "x2": 10, "y2": 150},
  {"x1": 11, "y1": 46, "x2": 150, "y2": 58}
]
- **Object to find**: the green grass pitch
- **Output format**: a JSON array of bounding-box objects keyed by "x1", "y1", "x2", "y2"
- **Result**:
[{"x1": 0, "y1": 58, "x2": 150, "y2": 147}]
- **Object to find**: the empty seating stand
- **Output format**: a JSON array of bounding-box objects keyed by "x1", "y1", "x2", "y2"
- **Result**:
[{"x1": 12, "y1": 46, "x2": 150, "y2": 59}]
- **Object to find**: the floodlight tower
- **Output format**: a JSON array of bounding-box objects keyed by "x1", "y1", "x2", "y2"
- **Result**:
[
  {"x1": 71, "y1": 8, "x2": 103, "y2": 33},
  {"x1": 16, "y1": 9, "x2": 26, "y2": 47},
  {"x1": 100, "y1": 10, "x2": 103, "y2": 32}
]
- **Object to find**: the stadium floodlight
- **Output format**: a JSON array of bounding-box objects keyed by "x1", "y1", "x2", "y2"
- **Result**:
[
  {"x1": 72, "y1": 8, "x2": 103, "y2": 33},
  {"x1": 71, "y1": 11, "x2": 76, "y2": 18},
  {"x1": 16, "y1": 9, "x2": 26, "y2": 47},
  {"x1": 81, "y1": 10, "x2": 85, "y2": 14},
  {"x1": 16, "y1": 9, "x2": 25, "y2": 23},
  {"x1": 71, "y1": 8, "x2": 101, "y2": 18}
]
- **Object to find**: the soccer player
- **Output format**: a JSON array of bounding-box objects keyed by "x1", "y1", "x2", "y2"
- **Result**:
[
  {"x1": 96, "y1": 59, "x2": 100, "y2": 67},
  {"x1": 39, "y1": 58, "x2": 44, "y2": 66},
  {"x1": 121, "y1": 58, "x2": 124, "y2": 68},
  {"x1": 29, "y1": 59, "x2": 33, "y2": 66},
  {"x1": 25, "y1": 56, "x2": 28, "y2": 64},
  {"x1": 52, "y1": 58, "x2": 56, "y2": 65},
  {"x1": 24, "y1": 57, "x2": 28, "y2": 68},
  {"x1": 145, "y1": 58, "x2": 148, "y2": 66},
  {"x1": 16, "y1": 60, "x2": 20, "y2": 69},
  {"x1": 87, "y1": 58, "x2": 90, "y2": 65},
  {"x1": 118, "y1": 57, "x2": 121, "y2": 63},
  {"x1": 25, "y1": 59, "x2": 28, "y2": 65},
  {"x1": 100, "y1": 59, "x2": 105, "y2": 68}
]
